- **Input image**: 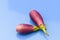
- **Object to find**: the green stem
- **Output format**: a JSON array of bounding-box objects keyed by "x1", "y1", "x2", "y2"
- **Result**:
[{"x1": 40, "y1": 24, "x2": 49, "y2": 36}]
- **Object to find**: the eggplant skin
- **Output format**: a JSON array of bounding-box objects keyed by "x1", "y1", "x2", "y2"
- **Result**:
[
  {"x1": 16, "y1": 24, "x2": 34, "y2": 34},
  {"x1": 30, "y1": 10, "x2": 44, "y2": 27}
]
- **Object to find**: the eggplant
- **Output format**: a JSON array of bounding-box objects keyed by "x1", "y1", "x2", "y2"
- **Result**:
[
  {"x1": 16, "y1": 24, "x2": 39, "y2": 34},
  {"x1": 29, "y1": 10, "x2": 48, "y2": 36}
]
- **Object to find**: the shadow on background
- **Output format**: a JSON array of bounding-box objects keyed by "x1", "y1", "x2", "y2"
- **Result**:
[
  {"x1": 39, "y1": 30, "x2": 49, "y2": 40},
  {"x1": 16, "y1": 31, "x2": 39, "y2": 40}
]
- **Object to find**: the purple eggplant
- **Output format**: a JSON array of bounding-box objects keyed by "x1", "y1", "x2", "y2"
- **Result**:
[
  {"x1": 29, "y1": 10, "x2": 48, "y2": 36},
  {"x1": 16, "y1": 24, "x2": 39, "y2": 34}
]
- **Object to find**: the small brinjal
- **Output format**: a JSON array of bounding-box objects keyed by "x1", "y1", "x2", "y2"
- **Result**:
[
  {"x1": 16, "y1": 24, "x2": 39, "y2": 34},
  {"x1": 29, "y1": 10, "x2": 48, "y2": 36}
]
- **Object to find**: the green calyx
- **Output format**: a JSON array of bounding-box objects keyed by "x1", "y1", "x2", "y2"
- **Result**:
[
  {"x1": 33, "y1": 24, "x2": 49, "y2": 36},
  {"x1": 39, "y1": 24, "x2": 49, "y2": 36},
  {"x1": 33, "y1": 26, "x2": 39, "y2": 31}
]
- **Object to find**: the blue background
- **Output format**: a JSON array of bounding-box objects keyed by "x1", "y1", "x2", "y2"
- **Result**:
[{"x1": 0, "y1": 0, "x2": 60, "y2": 40}]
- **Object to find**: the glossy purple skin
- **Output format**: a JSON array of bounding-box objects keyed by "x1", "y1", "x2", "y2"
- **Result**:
[
  {"x1": 30, "y1": 10, "x2": 44, "y2": 27},
  {"x1": 16, "y1": 24, "x2": 34, "y2": 34}
]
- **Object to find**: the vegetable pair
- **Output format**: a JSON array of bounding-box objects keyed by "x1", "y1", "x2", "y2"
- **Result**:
[{"x1": 16, "y1": 10, "x2": 48, "y2": 35}]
